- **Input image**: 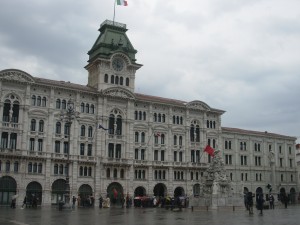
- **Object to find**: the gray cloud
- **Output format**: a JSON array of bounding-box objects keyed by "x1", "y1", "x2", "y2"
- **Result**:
[{"x1": 1, "y1": 0, "x2": 299, "y2": 141}]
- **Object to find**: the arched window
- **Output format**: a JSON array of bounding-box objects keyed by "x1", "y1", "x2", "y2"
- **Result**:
[
  {"x1": 64, "y1": 123, "x2": 70, "y2": 135},
  {"x1": 158, "y1": 114, "x2": 161, "y2": 122},
  {"x1": 39, "y1": 120, "x2": 44, "y2": 132},
  {"x1": 56, "y1": 122, "x2": 61, "y2": 134},
  {"x1": 38, "y1": 163, "x2": 42, "y2": 173},
  {"x1": 104, "y1": 74, "x2": 108, "y2": 83},
  {"x1": 180, "y1": 117, "x2": 183, "y2": 124},
  {"x1": 33, "y1": 163, "x2": 37, "y2": 173},
  {"x1": 37, "y1": 96, "x2": 41, "y2": 106},
  {"x1": 120, "y1": 169, "x2": 124, "y2": 178},
  {"x1": 90, "y1": 104, "x2": 95, "y2": 114},
  {"x1": 108, "y1": 114, "x2": 115, "y2": 134},
  {"x1": 14, "y1": 161, "x2": 19, "y2": 172},
  {"x1": 32, "y1": 95, "x2": 36, "y2": 106},
  {"x1": 195, "y1": 125, "x2": 200, "y2": 142},
  {"x1": 207, "y1": 120, "x2": 209, "y2": 128},
  {"x1": 135, "y1": 132, "x2": 139, "y2": 143},
  {"x1": 42, "y1": 97, "x2": 47, "y2": 107},
  {"x1": 190, "y1": 124, "x2": 195, "y2": 142},
  {"x1": 81, "y1": 103, "x2": 85, "y2": 113},
  {"x1": 88, "y1": 126, "x2": 93, "y2": 137},
  {"x1": 111, "y1": 75, "x2": 115, "y2": 84},
  {"x1": 143, "y1": 112, "x2": 146, "y2": 120},
  {"x1": 88, "y1": 167, "x2": 92, "y2": 176},
  {"x1": 179, "y1": 136, "x2": 183, "y2": 146},
  {"x1": 134, "y1": 111, "x2": 138, "y2": 120},
  {"x1": 113, "y1": 169, "x2": 117, "y2": 178},
  {"x1": 81, "y1": 125, "x2": 86, "y2": 136},
  {"x1": 28, "y1": 162, "x2": 32, "y2": 173},
  {"x1": 174, "y1": 135, "x2": 177, "y2": 145},
  {"x1": 141, "y1": 132, "x2": 145, "y2": 143},
  {"x1": 56, "y1": 99, "x2": 61, "y2": 109},
  {"x1": 84, "y1": 167, "x2": 87, "y2": 176},
  {"x1": 31, "y1": 119, "x2": 36, "y2": 131},
  {"x1": 116, "y1": 115, "x2": 122, "y2": 135},
  {"x1": 126, "y1": 78, "x2": 129, "y2": 86},
  {"x1": 139, "y1": 111, "x2": 142, "y2": 120},
  {"x1": 79, "y1": 166, "x2": 83, "y2": 176},
  {"x1": 154, "y1": 113, "x2": 157, "y2": 122},
  {"x1": 161, "y1": 134, "x2": 165, "y2": 145},
  {"x1": 62, "y1": 99, "x2": 66, "y2": 109},
  {"x1": 120, "y1": 77, "x2": 123, "y2": 85},
  {"x1": 115, "y1": 76, "x2": 119, "y2": 85},
  {"x1": 162, "y1": 114, "x2": 165, "y2": 123},
  {"x1": 176, "y1": 116, "x2": 179, "y2": 124},
  {"x1": 85, "y1": 104, "x2": 89, "y2": 113}
]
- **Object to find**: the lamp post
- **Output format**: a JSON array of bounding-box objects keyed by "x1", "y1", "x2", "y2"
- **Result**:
[{"x1": 60, "y1": 99, "x2": 79, "y2": 208}]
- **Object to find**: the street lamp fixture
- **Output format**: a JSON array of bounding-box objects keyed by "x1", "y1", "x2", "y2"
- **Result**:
[{"x1": 60, "y1": 99, "x2": 79, "y2": 208}]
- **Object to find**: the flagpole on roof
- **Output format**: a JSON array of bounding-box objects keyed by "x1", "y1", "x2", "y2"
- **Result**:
[{"x1": 113, "y1": 0, "x2": 116, "y2": 25}]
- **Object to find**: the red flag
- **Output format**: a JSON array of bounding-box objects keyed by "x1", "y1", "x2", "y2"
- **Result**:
[
  {"x1": 155, "y1": 132, "x2": 161, "y2": 137},
  {"x1": 204, "y1": 145, "x2": 215, "y2": 157}
]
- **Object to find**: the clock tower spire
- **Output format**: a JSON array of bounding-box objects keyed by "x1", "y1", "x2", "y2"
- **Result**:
[{"x1": 85, "y1": 20, "x2": 142, "y2": 93}]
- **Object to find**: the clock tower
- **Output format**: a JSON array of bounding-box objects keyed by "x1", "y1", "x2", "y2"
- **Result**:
[{"x1": 85, "y1": 20, "x2": 142, "y2": 93}]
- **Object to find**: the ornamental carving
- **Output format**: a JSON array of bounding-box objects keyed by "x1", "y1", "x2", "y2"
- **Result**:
[
  {"x1": 0, "y1": 69, "x2": 35, "y2": 83},
  {"x1": 186, "y1": 100, "x2": 210, "y2": 111},
  {"x1": 103, "y1": 88, "x2": 135, "y2": 100}
]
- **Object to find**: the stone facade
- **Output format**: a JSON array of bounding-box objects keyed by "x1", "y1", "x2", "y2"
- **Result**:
[{"x1": 0, "y1": 20, "x2": 297, "y2": 206}]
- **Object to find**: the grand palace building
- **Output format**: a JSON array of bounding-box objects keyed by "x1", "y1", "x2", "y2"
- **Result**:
[{"x1": 0, "y1": 20, "x2": 297, "y2": 206}]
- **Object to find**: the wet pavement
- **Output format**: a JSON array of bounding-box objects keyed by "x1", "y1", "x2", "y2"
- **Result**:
[{"x1": 1, "y1": 204, "x2": 300, "y2": 225}]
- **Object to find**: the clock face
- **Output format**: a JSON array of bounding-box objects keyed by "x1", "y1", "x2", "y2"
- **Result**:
[{"x1": 112, "y1": 57, "x2": 124, "y2": 71}]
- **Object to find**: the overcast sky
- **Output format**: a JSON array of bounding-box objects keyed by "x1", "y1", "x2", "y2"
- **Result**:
[{"x1": 1, "y1": 0, "x2": 299, "y2": 142}]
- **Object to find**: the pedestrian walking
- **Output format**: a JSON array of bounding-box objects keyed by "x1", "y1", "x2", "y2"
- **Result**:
[
  {"x1": 283, "y1": 193, "x2": 288, "y2": 209},
  {"x1": 72, "y1": 196, "x2": 77, "y2": 209},
  {"x1": 269, "y1": 194, "x2": 275, "y2": 209},
  {"x1": 247, "y1": 192, "x2": 254, "y2": 214},
  {"x1": 99, "y1": 195, "x2": 103, "y2": 208},
  {"x1": 257, "y1": 194, "x2": 264, "y2": 215},
  {"x1": 21, "y1": 196, "x2": 27, "y2": 209}
]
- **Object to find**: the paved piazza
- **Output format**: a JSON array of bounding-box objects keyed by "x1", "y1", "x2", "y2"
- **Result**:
[{"x1": 0, "y1": 204, "x2": 299, "y2": 225}]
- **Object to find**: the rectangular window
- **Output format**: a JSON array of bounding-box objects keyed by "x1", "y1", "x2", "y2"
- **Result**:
[
  {"x1": 179, "y1": 152, "x2": 183, "y2": 162},
  {"x1": 55, "y1": 141, "x2": 60, "y2": 153},
  {"x1": 161, "y1": 150, "x2": 165, "y2": 161},
  {"x1": 289, "y1": 159, "x2": 293, "y2": 168},
  {"x1": 141, "y1": 149, "x2": 145, "y2": 160},
  {"x1": 63, "y1": 142, "x2": 69, "y2": 154},
  {"x1": 280, "y1": 158, "x2": 283, "y2": 167},
  {"x1": 174, "y1": 151, "x2": 177, "y2": 162},
  {"x1": 154, "y1": 150, "x2": 158, "y2": 161},
  {"x1": 135, "y1": 149, "x2": 139, "y2": 160},
  {"x1": 29, "y1": 138, "x2": 35, "y2": 151},
  {"x1": 38, "y1": 139, "x2": 43, "y2": 151},
  {"x1": 87, "y1": 144, "x2": 92, "y2": 156}
]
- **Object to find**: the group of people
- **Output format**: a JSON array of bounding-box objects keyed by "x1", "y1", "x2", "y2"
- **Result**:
[
  {"x1": 11, "y1": 195, "x2": 38, "y2": 209},
  {"x1": 72, "y1": 195, "x2": 95, "y2": 208},
  {"x1": 244, "y1": 192, "x2": 289, "y2": 215}
]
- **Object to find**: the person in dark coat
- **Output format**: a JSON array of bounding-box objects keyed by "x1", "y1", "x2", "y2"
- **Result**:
[
  {"x1": 257, "y1": 194, "x2": 264, "y2": 215},
  {"x1": 269, "y1": 194, "x2": 275, "y2": 209}
]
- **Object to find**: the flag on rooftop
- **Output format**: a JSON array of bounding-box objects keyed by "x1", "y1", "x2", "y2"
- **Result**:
[{"x1": 116, "y1": 0, "x2": 128, "y2": 6}]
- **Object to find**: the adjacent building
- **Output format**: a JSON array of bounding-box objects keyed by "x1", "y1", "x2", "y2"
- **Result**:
[{"x1": 0, "y1": 20, "x2": 297, "y2": 206}]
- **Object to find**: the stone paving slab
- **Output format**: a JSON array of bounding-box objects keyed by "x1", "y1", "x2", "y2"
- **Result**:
[{"x1": 0, "y1": 204, "x2": 299, "y2": 225}]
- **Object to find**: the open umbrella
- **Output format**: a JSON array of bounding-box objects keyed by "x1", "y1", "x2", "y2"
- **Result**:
[{"x1": 12, "y1": 194, "x2": 18, "y2": 200}]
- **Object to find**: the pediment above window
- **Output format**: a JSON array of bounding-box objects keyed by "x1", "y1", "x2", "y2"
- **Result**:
[
  {"x1": 102, "y1": 87, "x2": 135, "y2": 100},
  {"x1": 186, "y1": 100, "x2": 211, "y2": 111}
]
